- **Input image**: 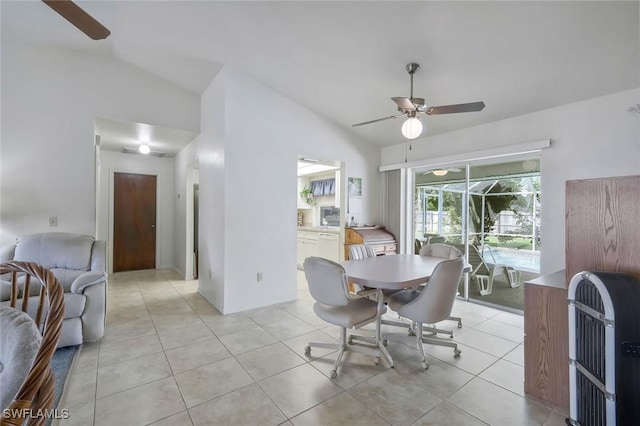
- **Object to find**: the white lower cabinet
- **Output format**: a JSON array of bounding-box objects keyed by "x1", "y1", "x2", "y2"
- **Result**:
[
  {"x1": 317, "y1": 233, "x2": 340, "y2": 263},
  {"x1": 298, "y1": 231, "x2": 340, "y2": 267},
  {"x1": 297, "y1": 232, "x2": 319, "y2": 267}
]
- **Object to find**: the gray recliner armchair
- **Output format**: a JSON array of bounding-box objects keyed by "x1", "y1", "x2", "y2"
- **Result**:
[{"x1": 0, "y1": 232, "x2": 107, "y2": 347}]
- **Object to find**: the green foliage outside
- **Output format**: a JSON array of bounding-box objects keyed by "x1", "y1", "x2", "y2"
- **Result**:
[
  {"x1": 468, "y1": 182, "x2": 517, "y2": 237},
  {"x1": 416, "y1": 176, "x2": 540, "y2": 249}
]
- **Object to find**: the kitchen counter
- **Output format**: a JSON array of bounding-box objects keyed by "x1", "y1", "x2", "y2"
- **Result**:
[{"x1": 297, "y1": 226, "x2": 340, "y2": 234}]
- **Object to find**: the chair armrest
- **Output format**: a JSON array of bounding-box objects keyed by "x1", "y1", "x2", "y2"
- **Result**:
[
  {"x1": 71, "y1": 271, "x2": 107, "y2": 294},
  {"x1": 91, "y1": 240, "x2": 107, "y2": 272}
]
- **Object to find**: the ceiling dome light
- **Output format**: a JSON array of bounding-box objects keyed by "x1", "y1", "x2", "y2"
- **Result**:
[
  {"x1": 432, "y1": 169, "x2": 448, "y2": 176},
  {"x1": 401, "y1": 117, "x2": 423, "y2": 139},
  {"x1": 139, "y1": 144, "x2": 150, "y2": 154}
]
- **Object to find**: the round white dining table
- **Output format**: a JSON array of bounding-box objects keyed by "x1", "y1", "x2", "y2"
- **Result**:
[
  {"x1": 342, "y1": 253, "x2": 447, "y2": 289},
  {"x1": 340, "y1": 254, "x2": 470, "y2": 367}
]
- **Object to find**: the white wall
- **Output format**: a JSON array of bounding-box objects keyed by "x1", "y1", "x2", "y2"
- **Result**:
[
  {"x1": 176, "y1": 67, "x2": 381, "y2": 313},
  {"x1": 381, "y1": 88, "x2": 640, "y2": 275},
  {"x1": 195, "y1": 74, "x2": 227, "y2": 309},
  {"x1": 97, "y1": 150, "x2": 176, "y2": 272},
  {"x1": 0, "y1": 42, "x2": 199, "y2": 245}
]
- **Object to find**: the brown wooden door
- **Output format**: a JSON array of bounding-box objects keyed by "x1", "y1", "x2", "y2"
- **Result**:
[{"x1": 113, "y1": 173, "x2": 157, "y2": 272}]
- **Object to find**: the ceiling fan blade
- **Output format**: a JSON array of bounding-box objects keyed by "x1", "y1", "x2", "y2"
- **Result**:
[
  {"x1": 352, "y1": 113, "x2": 406, "y2": 127},
  {"x1": 426, "y1": 101, "x2": 485, "y2": 115},
  {"x1": 391, "y1": 97, "x2": 417, "y2": 111},
  {"x1": 42, "y1": 0, "x2": 111, "y2": 40}
]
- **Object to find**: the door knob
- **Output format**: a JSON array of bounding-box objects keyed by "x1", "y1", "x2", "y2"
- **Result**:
[{"x1": 151, "y1": 224, "x2": 156, "y2": 228}]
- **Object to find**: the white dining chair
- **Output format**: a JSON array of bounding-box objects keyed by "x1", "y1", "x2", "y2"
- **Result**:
[
  {"x1": 419, "y1": 243, "x2": 464, "y2": 331},
  {"x1": 348, "y1": 244, "x2": 377, "y2": 260},
  {"x1": 383, "y1": 257, "x2": 465, "y2": 369},
  {"x1": 303, "y1": 256, "x2": 386, "y2": 378}
]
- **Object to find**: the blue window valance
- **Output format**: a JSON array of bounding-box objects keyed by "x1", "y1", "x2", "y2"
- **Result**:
[{"x1": 311, "y1": 178, "x2": 335, "y2": 196}]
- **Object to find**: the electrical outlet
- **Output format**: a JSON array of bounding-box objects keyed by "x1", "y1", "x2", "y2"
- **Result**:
[
  {"x1": 49, "y1": 216, "x2": 58, "y2": 227},
  {"x1": 257, "y1": 272, "x2": 263, "y2": 282}
]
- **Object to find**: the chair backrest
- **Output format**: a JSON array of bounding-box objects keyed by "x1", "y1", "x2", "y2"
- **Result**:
[
  {"x1": 398, "y1": 257, "x2": 464, "y2": 324},
  {"x1": 419, "y1": 243, "x2": 462, "y2": 260},
  {"x1": 480, "y1": 244, "x2": 500, "y2": 264},
  {"x1": 467, "y1": 245, "x2": 492, "y2": 276},
  {"x1": 0, "y1": 261, "x2": 64, "y2": 424},
  {"x1": 14, "y1": 233, "x2": 95, "y2": 271},
  {"x1": 426, "y1": 236, "x2": 446, "y2": 244},
  {"x1": 303, "y1": 257, "x2": 351, "y2": 307},
  {"x1": 348, "y1": 244, "x2": 376, "y2": 260},
  {"x1": 11, "y1": 233, "x2": 106, "y2": 292},
  {"x1": 449, "y1": 243, "x2": 491, "y2": 276},
  {"x1": 414, "y1": 239, "x2": 423, "y2": 254}
]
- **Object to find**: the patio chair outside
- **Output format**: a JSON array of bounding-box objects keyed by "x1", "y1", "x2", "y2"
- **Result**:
[
  {"x1": 452, "y1": 243, "x2": 520, "y2": 296},
  {"x1": 468, "y1": 245, "x2": 520, "y2": 295}
]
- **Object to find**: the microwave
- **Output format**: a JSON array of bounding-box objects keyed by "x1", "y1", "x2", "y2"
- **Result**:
[{"x1": 319, "y1": 206, "x2": 340, "y2": 227}]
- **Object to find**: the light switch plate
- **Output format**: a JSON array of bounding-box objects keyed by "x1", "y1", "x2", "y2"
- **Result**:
[{"x1": 49, "y1": 216, "x2": 58, "y2": 227}]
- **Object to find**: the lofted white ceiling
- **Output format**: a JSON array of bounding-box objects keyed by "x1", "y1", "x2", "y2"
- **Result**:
[{"x1": 3, "y1": 1, "x2": 639, "y2": 148}]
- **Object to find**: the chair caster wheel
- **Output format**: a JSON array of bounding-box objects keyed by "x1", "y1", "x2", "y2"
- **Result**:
[
  {"x1": 330, "y1": 370, "x2": 337, "y2": 379},
  {"x1": 304, "y1": 346, "x2": 311, "y2": 356},
  {"x1": 382, "y1": 339, "x2": 388, "y2": 346},
  {"x1": 408, "y1": 329, "x2": 416, "y2": 336},
  {"x1": 449, "y1": 332, "x2": 454, "y2": 338},
  {"x1": 454, "y1": 348, "x2": 462, "y2": 357},
  {"x1": 348, "y1": 336, "x2": 353, "y2": 344},
  {"x1": 374, "y1": 357, "x2": 381, "y2": 365},
  {"x1": 457, "y1": 322, "x2": 463, "y2": 328},
  {"x1": 421, "y1": 362, "x2": 429, "y2": 370}
]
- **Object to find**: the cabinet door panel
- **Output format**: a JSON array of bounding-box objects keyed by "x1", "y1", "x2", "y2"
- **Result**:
[{"x1": 297, "y1": 239, "x2": 305, "y2": 266}]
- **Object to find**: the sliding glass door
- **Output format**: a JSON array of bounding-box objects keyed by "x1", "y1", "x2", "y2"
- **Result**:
[{"x1": 413, "y1": 158, "x2": 541, "y2": 311}]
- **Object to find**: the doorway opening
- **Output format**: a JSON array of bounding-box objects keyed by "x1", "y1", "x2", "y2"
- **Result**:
[
  {"x1": 296, "y1": 157, "x2": 345, "y2": 272},
  {"x1": 185, "y1": 165, "x2": 199, "y2": 280}
]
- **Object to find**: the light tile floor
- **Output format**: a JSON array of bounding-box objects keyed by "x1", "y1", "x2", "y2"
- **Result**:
[{"x1": 58, "y1": 269, "x2": 569, "y2": 426}]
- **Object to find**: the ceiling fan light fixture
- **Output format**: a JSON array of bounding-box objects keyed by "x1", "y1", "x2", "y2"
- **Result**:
[
  {"x1": 139, "y1": 144, "x2": 151, "y2": 154},
  {"x1": 432, "y1": 169, "x2": 448, "y2": 176},
  {"x1": 401, "y1": 117, "x2": 423, "y2": 139}
]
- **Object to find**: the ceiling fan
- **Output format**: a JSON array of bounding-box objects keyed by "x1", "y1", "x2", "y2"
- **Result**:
[
  {"x1": 42, "y1": 0, "x2": 110, "y2": 40},
  {"x1": 353, "y1": 63, "x2": 485, "y2": 139},
  {"x1": 423, "y1": 167, "x2": 462, "y2": 177}
]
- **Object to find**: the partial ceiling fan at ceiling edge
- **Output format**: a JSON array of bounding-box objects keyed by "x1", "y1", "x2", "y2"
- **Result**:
[
  {"x1": 42, "y1": 0, "x2": 111, "y2": 40},
  {"x1": 352, "y1": 63, "x2": 485, "y2": 139}
]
